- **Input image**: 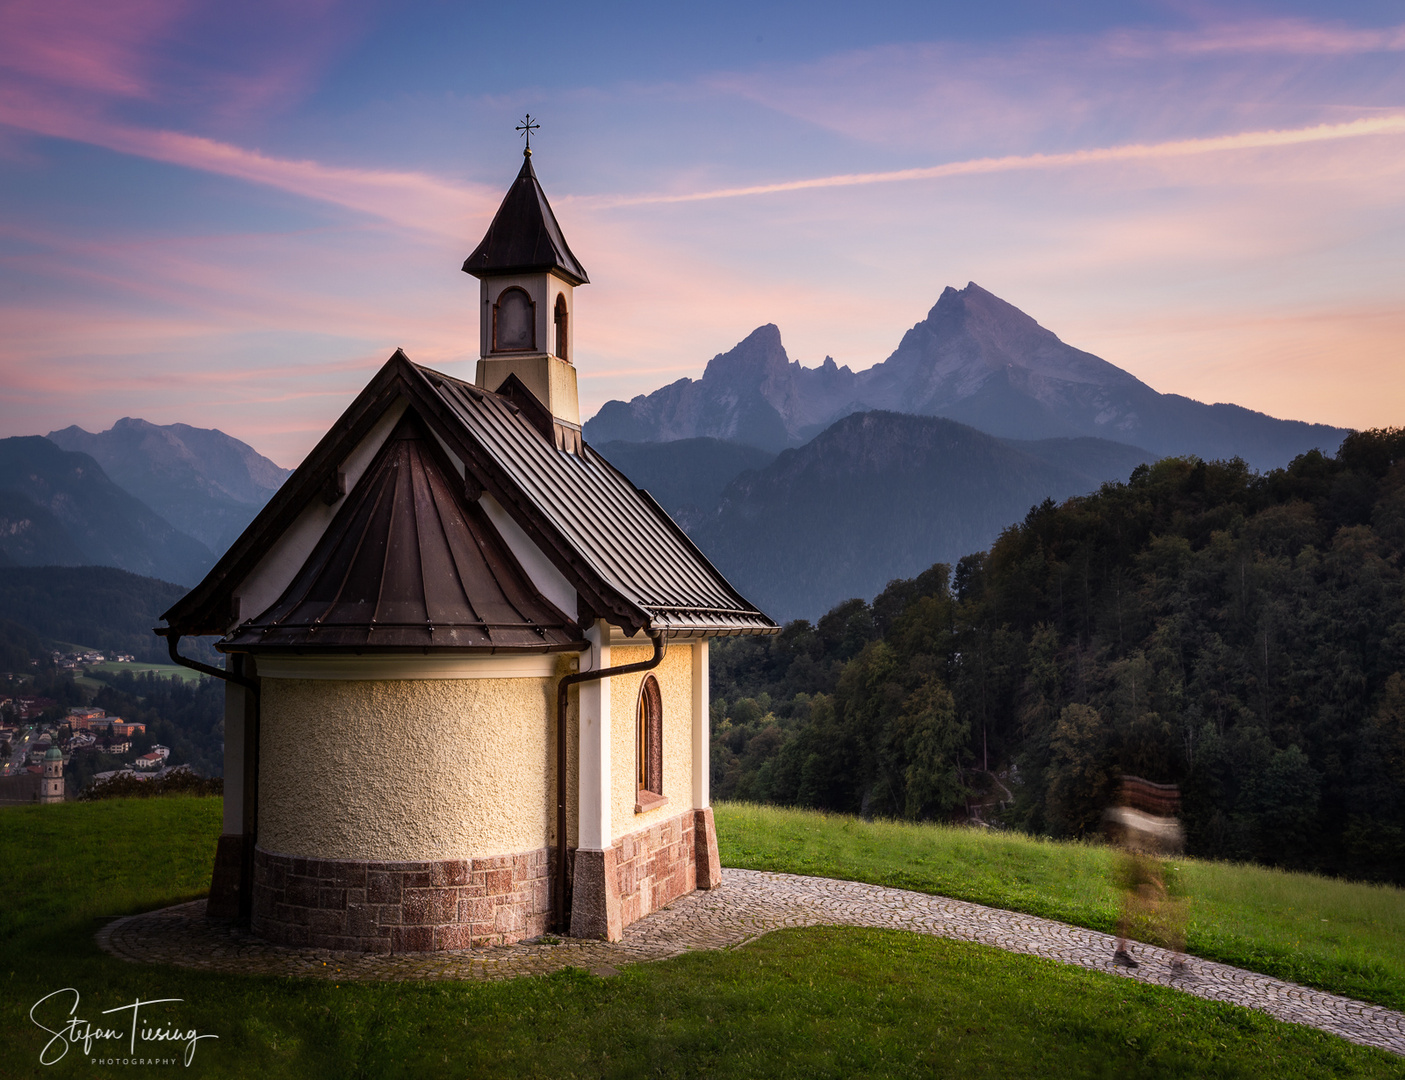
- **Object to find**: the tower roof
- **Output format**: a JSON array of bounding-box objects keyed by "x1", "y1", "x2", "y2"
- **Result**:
[
  {"x1": 462, "y1": 152, "x2": 589, "y2": 286},
  {"x1": 222, "y1": 410, "x2": 581, "y2": 653},
  {"x1": 44, "y1": 746, "x2": 61, "y2": 761}
]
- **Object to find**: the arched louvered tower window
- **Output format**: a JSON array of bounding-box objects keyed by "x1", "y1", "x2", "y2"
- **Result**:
[
  {"x1": 493, "y1": 286, "x2": 534, "y2": 352},
  {"x1": 554, "y1": 293, "x2": 569, "y2": 361}
]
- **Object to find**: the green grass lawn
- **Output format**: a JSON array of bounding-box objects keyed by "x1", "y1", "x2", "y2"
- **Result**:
[
  {"x1": 84, "y1": 660, "x2": 206, "y2": 684},
  {"x1": 1, "y1": 798, "x2": 1402, "y2": 1079},
  {"x1": 715, "y1": 801, "x2": 1405, "y2": 1013}
]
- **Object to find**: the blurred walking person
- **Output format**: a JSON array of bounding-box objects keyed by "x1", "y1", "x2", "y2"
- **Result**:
[{"x1": 1105, "y1": 776, "x2": 1188, "y2": 972}]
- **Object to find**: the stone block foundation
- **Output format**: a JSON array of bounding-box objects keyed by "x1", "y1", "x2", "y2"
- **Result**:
[
  {"x1": 570, "y1": 808, "x2": 721, "y2": 941},
  {"x1": 251, "y1": 846, "x2": 549, "y2": 953}
]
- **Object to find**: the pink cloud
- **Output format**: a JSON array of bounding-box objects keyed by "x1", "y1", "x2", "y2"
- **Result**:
[
  {"x1": 589, "y1": 115, "x2": 1405, "y2": 207},
  {"x1": 1107, "y1": 18, "x2": 1405, "y2": 58},
  {"x1": 0, "y1": 93, "x2": 496, "y2": 234},
  {"x1": 709, "y1": 16, "x2": 1405, "y2": 157},
  {"x1": 0, "y1": 0, "x2": 358, "y2": 137},
  {"x1": 3, "y1": 6, "x2": 1403, "y2": 463},
  {"x1": 0, "y1": 0, "x2": 177, "y2": 99}
]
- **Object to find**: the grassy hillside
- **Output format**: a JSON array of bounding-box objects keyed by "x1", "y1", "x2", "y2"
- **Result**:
[
  {"x1": 715, "y1": 802, "x2": 1405, "y2": 1012},
  {"x1": 0, "y1": 799, "x2": 1400, "y2": 1078}
]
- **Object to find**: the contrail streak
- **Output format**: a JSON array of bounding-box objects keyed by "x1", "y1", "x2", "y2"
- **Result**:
[{"x1": 595, "y1": 115, "x2": 1405, "y2": 207}]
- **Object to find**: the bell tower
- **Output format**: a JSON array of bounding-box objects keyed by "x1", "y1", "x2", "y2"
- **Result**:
[
  {"x1": 41, "y1": 745, "x2": 64, "y2": 803},
  {"x1": 463, "y1": 120, "x2": 589, "y2": 453}
]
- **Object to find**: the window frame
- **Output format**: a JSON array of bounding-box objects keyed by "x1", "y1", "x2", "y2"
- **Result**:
[
  {"x1": 553, "y1": 293, "x2": 569, "y2": 361},
  {"x1": 635, "y1": 673, "x2": 664, "y2": 810},
  {"x1": 492, "y1": 286, "x2": 536, "y2": 353}
]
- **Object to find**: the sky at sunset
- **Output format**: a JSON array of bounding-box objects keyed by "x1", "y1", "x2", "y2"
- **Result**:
[{"x1": 1, "y1": 0, "x2": 1403, "y2": 466}]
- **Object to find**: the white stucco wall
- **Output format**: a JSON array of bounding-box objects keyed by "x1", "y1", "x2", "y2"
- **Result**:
[
  {"x1": 609, "y1": 644, "x2": 694, "y2": 843},
  {"x1": 258, "y1": 670, "x2": 566, "y2": 862}
]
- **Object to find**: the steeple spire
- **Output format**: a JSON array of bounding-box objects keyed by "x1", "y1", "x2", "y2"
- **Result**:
[
  {"x1": 462, "y1": 130, "x2": 588, "y2": 285},
  {"x1": 464, "y1": 132, "x2": 589, "y2": 454}
]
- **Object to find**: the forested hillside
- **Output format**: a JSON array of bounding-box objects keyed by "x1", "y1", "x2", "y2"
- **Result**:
[
  {"x1": 710, "y1": 428, "x2": 1405, "y2": 883},
  {"x1": 0, "y1": 566, "x2": 220, "y2": 664},
  {"x1": 690, "y1": 411, "x2": 1153, "y2": 620},
  {"x1": 0, "y1": 436, "x2": 213, "y2": 583}
]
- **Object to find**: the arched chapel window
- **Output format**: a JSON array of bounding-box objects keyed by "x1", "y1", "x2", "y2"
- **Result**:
[
  {"x1": 493, "y1": 287, "x2": 534, "y2": 352},
  {"x1": 637, "y1": 674, "x2": 662, "y2": 798},
  {"x1": 554, "y1": 293, "x2": 569, "y2": 361}
]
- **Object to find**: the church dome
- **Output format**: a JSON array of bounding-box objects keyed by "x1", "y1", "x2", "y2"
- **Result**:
[{"x1": 44, "y1": 746, "x2": 62, "y2": 761}]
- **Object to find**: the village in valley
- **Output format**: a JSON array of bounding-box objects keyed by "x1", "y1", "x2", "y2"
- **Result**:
[{"x1": 0, "y1": 657, "x2": 186, "y2": 806}]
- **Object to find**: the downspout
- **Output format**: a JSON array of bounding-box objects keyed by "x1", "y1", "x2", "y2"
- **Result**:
[
  {"x1": 155, "y1": 628, "x2": 261, "y2": 916},
  {"x1": 155, "y1": 628, "x2": 258, "y2": 694},
  {"x1": 554, "y1": 629, "x2": 664, "y2": 933}
]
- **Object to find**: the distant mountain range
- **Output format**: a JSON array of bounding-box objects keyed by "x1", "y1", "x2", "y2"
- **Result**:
[
  {"x1": 0, "y1": 288, "x2": 1357, "y2": 628},
  {"x1": 593, "y1": 439, "x2": 777, "y2": 531},
  {"x1": 0, "y1": 437, "x2": 213, "y2": 585},
  {"x1": 0, "y1": 420, "x2": 289, "y2": 586},
  {"x1": 585, "y1": 283, "x2": 1348, "y2": 472},
  {"x1": 48, "y1": 417, "x2": 291, "y2": 554},
  {"x1": 645, "y1": 413, "x2": 1153, "y2": 621}
]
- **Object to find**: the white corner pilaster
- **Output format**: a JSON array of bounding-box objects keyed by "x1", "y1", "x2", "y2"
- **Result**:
[
  {"x1": 578, "y1": 619, "x2": 612, "y2": 849},
  {"x1": 692, "y1": 639, "x2": 710, "y2": 809}
]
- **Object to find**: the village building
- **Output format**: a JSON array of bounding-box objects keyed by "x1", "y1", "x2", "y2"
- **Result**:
[
  {"x1": 158, "y1": 144, "x2": 777, "y2": 952},
  {"x1": 12, "y1": 697, "x2": 55, "y2": 720},
  {"x1": 0, "y1": 745, "x2": 63, "y2": 805},
  {"x1": 67, "y1": 707, "x2": 106, "y2": 731}
]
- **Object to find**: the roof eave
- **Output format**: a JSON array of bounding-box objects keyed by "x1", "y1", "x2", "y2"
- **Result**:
[
  {"x1": 460, "y1": 260, "x2": 589, "y2": 287},
  {"x1": 217, "y1": 640, "x2": 589, "y2": 656}
]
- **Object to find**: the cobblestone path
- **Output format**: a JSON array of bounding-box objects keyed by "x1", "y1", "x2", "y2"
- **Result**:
[{"x1": 99, "y1": 867, "x2": 1404, "y2": 1057}]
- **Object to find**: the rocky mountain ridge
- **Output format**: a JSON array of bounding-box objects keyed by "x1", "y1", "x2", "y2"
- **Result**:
[
  {"x1": 0, "y1": 420, "x2": 289, "y2": 586},
  {"x1": 0, "y1": 437, "x2": 213, "y2": 585},
  {"x1": 48, "y1": 417, "x2": 291, "y2": 553},
  {"x1": 584, "y1": 283, "x2": 1348, "y2": 471}
]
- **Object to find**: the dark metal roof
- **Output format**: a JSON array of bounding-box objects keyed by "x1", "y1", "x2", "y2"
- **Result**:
[
  {"x1": 221, "y1": 411, "x2": 581, "y2": 653},
  {"x1": 160, "y1": 351, "x2": 776, "y2": 642},
  {"x1": 462, "y1": 152, "x2": 589, "y2": 286},
  {"x1": 413, "y1": 364, "x2": 776, "y2": 637}
]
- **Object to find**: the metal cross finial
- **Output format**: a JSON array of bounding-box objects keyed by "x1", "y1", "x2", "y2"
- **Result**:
[{"x1": 516, "y1": 114, "x2": 540, "y2": 155}]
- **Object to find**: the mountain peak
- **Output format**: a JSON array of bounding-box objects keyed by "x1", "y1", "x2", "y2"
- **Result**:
[
  {"x1": 923, "y1": 281, "x2": 1053, "y2": 343},
  {"x1": 46, "y1": 419, "x2": 291, "y2": 553},
  {"x1": 701, "y1": 324, "x2": 788, "y2": 386}
]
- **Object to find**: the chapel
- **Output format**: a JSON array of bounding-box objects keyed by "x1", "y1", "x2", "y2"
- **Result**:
[{"x1": 157, "y1": 141, "x2": 777, "y2": 951}]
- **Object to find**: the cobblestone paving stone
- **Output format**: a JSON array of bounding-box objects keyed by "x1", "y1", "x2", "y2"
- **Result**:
[{"x1": 98, "y1": 867, "x2": 1405, "y2": 1057}]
